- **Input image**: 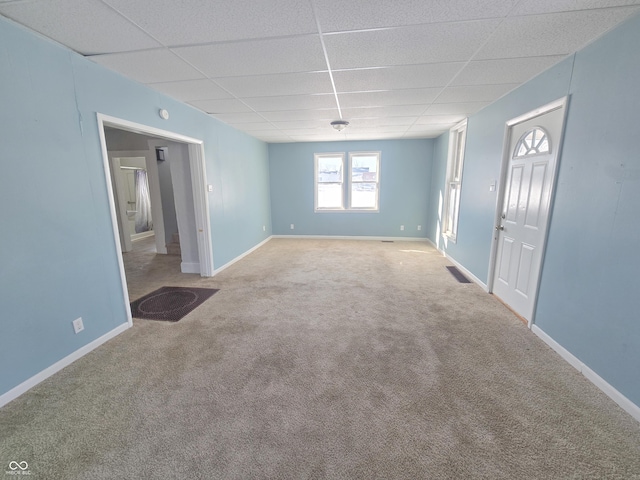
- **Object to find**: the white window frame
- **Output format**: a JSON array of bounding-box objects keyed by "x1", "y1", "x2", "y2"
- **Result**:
[
  {"x1": 443, "y1": 119, "x2": 467, "y2": 242},
  {"x1": 314, "y1": 152, "x2": 345, "y2": 212},
  {"x1": 348, "y1": 151, "x2": 380, "y2": 212}
]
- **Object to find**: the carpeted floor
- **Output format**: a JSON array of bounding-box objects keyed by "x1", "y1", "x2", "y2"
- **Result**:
[{"x1": 1, "y1": 238, "x2": 639, "y2": 479}]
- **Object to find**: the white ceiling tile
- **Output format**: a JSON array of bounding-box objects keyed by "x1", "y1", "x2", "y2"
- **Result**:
[
  {"x1": 188, "y1": 98, "x2": 252, "y2": 114},
  {"x1": 406, "y1": 124, "x2": 451, "y2": 134},
  {"x1": 451, "y1": 56, "x2": 566, "y2": 86},
  {"x1": 215, "y1": 72, "x2": 333, "y2": 98},
  {"x1": 424, "y1": 103, "x2": 490, "y2": 116},
  {"x1": 0, "y1": 0, "x2": 161, "y2": 55},
  {"x1": 346, "y1": 125, "x2": 410, "y2": 134},
  {"x1": 403, "y1": 131, "x2": 445, "y2": 139},
  {"x1": 242, "y1": 94, "x2": 337, "y2": 112},
  {"x1": 271, "y1": 120, "x2": 333, "y2": 130},
  {"x1": 342, "y1": 105, "x2": 429, "y2": 118},
  {"x1": 511, "y1": 0, "x2": 640, "y2": 16},
  {"x1": 211, "y1": 112, "x2": 266, "y2": 123},
  {"x1": 345, "y1": 133, "x2": 405, "y2": 140},
  {"x1": 323, "y1": 20, "x2": 501, "y2": 69},
  {"x1": 475, "y1": 8, "x2": 640, "y2": 59},
  {"x1": 280, "y1": 128, "x2": 336, "y2": 136},
  {"x1": 226, "y1": 123, "x2": 279, "y2": 132},
  {"x1": 103, "y1": 0, "x2": 317, "y2": 45},
  {"x1": 333, "y1": 63, "x2": 464, "y2": 92},
  {"x1": 435, "y1": 84, "x2": 519, "y2": 103},
  {"x1": 147, "y1": 79, "x2": 232, "y2": 101},
  {"x1": 260, "y1": 109, "x2": 339, "y2": 122},
  {"x1": 89, "y1": 49, "x2": 204, "y2": 84},
  {"x1": 173, "y1": 36, "x2": 326, "y2": 77},
  {"x1": 416, "y1": 115, "x2": 467, "y2": 125},
  {"x1": 314, "y1": 0, "x2": 518, "y2": 32},
  {"x1": 288, "y1": 134, "x2": 348, "y2": 142},
  {"x1": 338, "y1": 88, "x2": 442, "y2": 109},
  {"x1": 346, "y1": 117, "x2": 417, "y2": 127}
]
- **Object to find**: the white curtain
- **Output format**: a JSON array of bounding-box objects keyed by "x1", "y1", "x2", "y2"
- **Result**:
[{"x1": 134, "y1": 169, "x2": 153, "y2": 233}]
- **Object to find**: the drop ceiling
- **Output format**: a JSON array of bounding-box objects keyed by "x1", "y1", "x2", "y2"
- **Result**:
[{"x1": 1, "y1": 0, "x2": 638, "y2": 143}]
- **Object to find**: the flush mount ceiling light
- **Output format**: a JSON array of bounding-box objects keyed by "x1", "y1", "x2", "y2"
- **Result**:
[{"x1": 330, "y1": 120, "x2": 349, "y2": 132}]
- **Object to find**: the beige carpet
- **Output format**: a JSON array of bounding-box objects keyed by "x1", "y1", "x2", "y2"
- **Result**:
[{"x1": 1, "y1": 238, "x2": 639, "y2": 479}]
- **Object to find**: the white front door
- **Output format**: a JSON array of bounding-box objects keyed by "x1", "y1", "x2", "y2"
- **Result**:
[{"x1": 492, "y1": 98, "x2": 567, "y2": 323}]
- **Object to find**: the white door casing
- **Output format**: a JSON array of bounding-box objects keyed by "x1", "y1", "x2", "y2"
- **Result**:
[{"x1": 490, "y1": 97, "x2": 568, "y2": 325}]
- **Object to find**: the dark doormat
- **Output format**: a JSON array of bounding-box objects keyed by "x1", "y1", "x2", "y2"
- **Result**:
[
  {"x1": 130, "y1": 286, "x2": 219, "y2": 322},
  {"x1": 446, "y1": 266, "x2": 471, "y2": 283}
]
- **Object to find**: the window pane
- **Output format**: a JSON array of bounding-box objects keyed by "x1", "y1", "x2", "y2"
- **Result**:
[
  {"x1": 318, "y1": 156, "x2": 343, "y2": 183},
  {"x1": 351, "y1": 155, "x2": 378, "y2": 182},
  {"x1": 318, "y1": 183, "x2": 343, "y2": 209},
  {"x1": 351, "y1": 182, "x2": 377, "y2": 208}
]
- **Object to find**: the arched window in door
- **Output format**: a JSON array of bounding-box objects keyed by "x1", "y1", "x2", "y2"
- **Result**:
[{"x1": 514, "y1": 127, "x2": 550, "y2": 157}]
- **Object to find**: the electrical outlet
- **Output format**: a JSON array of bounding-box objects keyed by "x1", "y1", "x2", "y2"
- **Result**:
[
  {"x1": 263, "y1": 225, "x2": 266, "y2": 232},
  {"x1": 400, "y1": 225, "x2": 404, "y2": 231},
  {"x1": 290, "y1": 224, "x2": 295, "y2": 230},
  {"x1": 72, "y1": 317, "x2": 84, "y2": 334},
  {"x1": 417, "y1": 225, "x2": 422, "y2": 231}
]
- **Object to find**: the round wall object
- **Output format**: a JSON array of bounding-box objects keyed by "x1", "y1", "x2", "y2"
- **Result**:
[{"x1": 159, "y1": 109, "x2": 169, "y2": 120}]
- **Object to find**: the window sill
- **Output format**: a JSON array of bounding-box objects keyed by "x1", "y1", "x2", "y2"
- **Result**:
[{"x1": 314, "y1": 208, "x2": 379, "y2": 214}]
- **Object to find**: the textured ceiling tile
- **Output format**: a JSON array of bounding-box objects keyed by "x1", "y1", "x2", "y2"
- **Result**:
[
  {"x1": 346, "y1": 117, "x2": 417, "y2": 127},
  {"x1": 242, "y1": 94, "x2": 337, "y2": 112},
  {"x1": 271, "y1": 120, "x2": 333, "y2": 130},
  {"x1": 416, "y1": 115, "x2": 467, "y2": 125},
  {"x1": 342, "y1": 105, "x2": 428, "y2": 118},
  {"x1": 338, "y1": 88, "x2": 442, "y2": 108},
  {"x1": 0, "y1": 0, "x2": 160, "y2": 55},
  {"x1": 333, "y1": 63, "x2": 464, "y2": 92},
  {"x1": 260, "y1": 109, "x2": 339, "y2": 122},
  {"x1": 211, "y1": 112, "x2": 266, "y2": 123},
  {"x1": 188, "y1": 98, "x2": 252, "y2": 114},
  {"x1": 345, "y1": 132, "x2": 405, "y2": 140},
  {"x1": 324, "y1": 20, "x2": 500, "y2": 69},
  {"x1": 424, "y1": 102, "x2": 490, "y2": 115},
  {"x1": 314, "y1": 0, "x2": 518, "y2": 32},
  {"x1": 226, "y1": 123, "x2": 279, "y2": 132},
  {"x1": 475, "y1": 7, "x2": 640, "y2": 59},
  {"x1": 407, "y1": 124, "x2": 452, "y2": 134},
  {"x1": 173, "y1": 36, "x2": 326, "y2": 77},
  {"x1": 103, "y1": 0, "x2": 317, "y2": 45},
  {"x1": 451, "y1": 56, "x2": 566, "y2": 86},
  {"x1": 511, "y1": 0, "x2": 640, "y2": 16},
  {"x1": 435, "y1": 84, "x2": 519, "y2": 103},
  {"x1": 288, "y1": 133, "x2": 347, "y2": 142},
  {"x1": 215, "y1": 72, "x2": 334, "y2": 98},
  {"x1": 89, "y1": 49, "x2": 204, "y2": 83},
  {"x1": 147, "y1": 79, "x2": 232, "y2": 101}
]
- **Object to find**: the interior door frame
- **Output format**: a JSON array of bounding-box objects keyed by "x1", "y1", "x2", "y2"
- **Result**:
[
  {"x1": 487, "y1": 96, "x2": 569, "y2": 328},
  {"x1": 97, "y1": 113, "x2": 215, "y2": 325}
]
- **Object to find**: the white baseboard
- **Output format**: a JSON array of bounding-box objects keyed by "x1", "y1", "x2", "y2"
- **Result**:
[
  {"x1": 213, "y1": 236, "x2": 273, "y2": 276},
  {"x1": 0, "y1": 322, "x2": 132, "y2": 409},
  {"x1": 180, "y1": 262, "x2": 200, "y2": 274},
  {"x1": 443, "y1": 252, "x2": 489, "y2": 291},
  {"x1": 131, "y1": 231, "x2": 155, "y2": 242},
  {"x1": 531, "y1": 324, "x2": 640, "y2": 423},
  {"x1": 271, "y1": 235, "x2": 429, "y2": 242}
]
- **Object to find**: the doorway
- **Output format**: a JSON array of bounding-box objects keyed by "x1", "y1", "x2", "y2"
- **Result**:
[
  {"x1": 489, "y1": 97, "x2": 568, "y2": 326},
  {"x1": 97, "y1": 114, "x2": 214, "y2": 324}
]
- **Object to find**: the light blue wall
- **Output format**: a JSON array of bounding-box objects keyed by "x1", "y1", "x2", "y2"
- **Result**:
[
  {"x1": 427, "y1": 132, "x2": 449, "y2": 248},
  {"x1": 269, "y1": 140, "x2": 432, "y2": 237},
  {"x1": 0, "y1": 17, "x2": 271, "y2": 397},
  {"x1": 428, "y1": 13, "x2": 640, "y2": 406},
  {"x1": 435, "y1": 56, "x2": 575, "y2": 281}
]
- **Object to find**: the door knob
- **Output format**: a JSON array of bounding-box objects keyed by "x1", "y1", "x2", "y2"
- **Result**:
[{"x1": 495, "y1": 225, "x2": 504, "y2": 231}]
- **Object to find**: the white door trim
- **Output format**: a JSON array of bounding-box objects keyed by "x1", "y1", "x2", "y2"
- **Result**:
[
  {"x1": 487, "y1": 96, "x2": 570, "y2": 328},
  {"x1": 97, "y1": 113, "x2": 215, "y2": 324}
]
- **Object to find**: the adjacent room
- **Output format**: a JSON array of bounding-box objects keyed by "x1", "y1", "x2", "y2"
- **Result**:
[{"x1": 1, "y1": 1, "x2": 639, "y2": 478}]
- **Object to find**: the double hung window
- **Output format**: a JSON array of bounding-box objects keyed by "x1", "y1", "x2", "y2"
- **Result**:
[{"x1": 314, "y1": 152, "x2": 380, "y2": 212}]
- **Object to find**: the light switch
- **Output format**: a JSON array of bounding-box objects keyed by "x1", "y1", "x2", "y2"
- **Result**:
[{"x1": 207, "y1": 184, "x2": 213, "y2": 192}]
